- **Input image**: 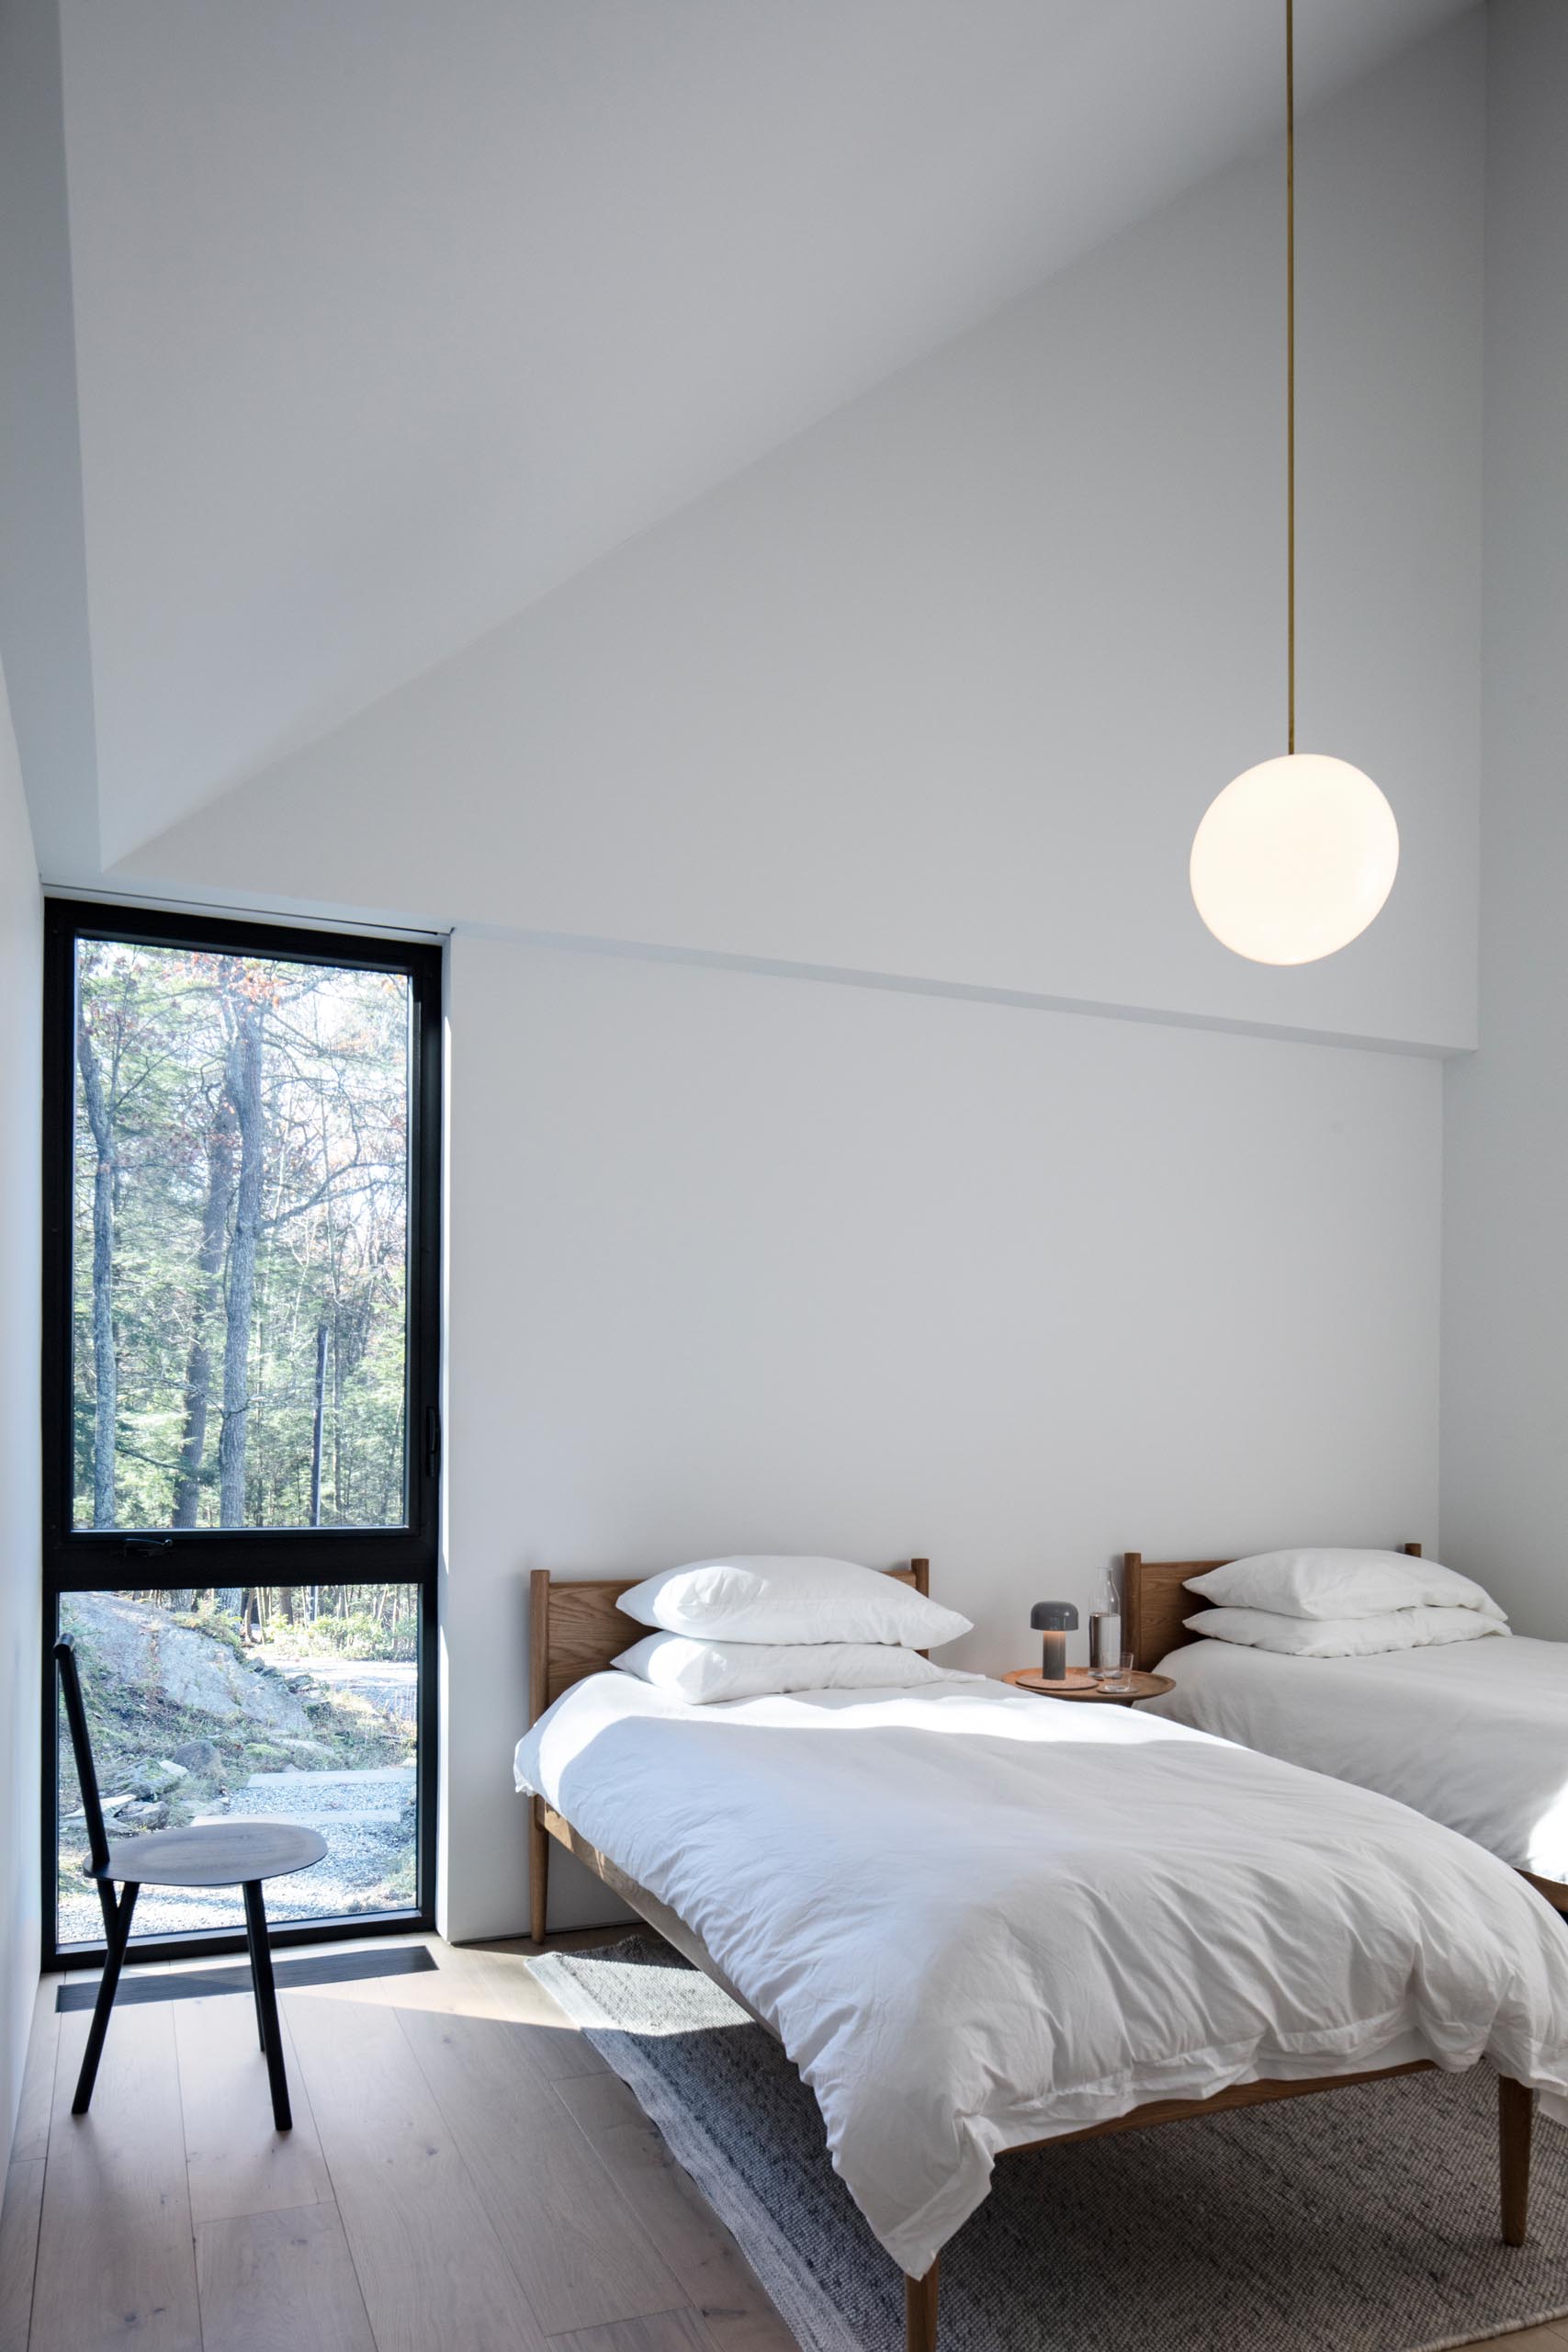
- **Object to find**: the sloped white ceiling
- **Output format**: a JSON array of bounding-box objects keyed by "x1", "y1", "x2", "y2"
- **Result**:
[
  {"x1": 15, "y1": 0, "x2": 1472, "y2": 869},
  {"x1": 118, "y1": 16, "x2": 1486, "y2": 1055}
]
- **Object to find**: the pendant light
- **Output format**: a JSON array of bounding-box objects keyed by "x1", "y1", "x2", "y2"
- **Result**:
[{"x1": 1190, "y1": 0, "x2": 1398, "y2": 966}]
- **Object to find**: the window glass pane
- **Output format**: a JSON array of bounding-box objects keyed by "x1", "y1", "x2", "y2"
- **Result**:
[
  {"x1": 56, "y1": 1588, "x2": 419, "y2": 1947},
  {"x1": 72, "y1": 941, "x2": 411, "y2": 1529}
]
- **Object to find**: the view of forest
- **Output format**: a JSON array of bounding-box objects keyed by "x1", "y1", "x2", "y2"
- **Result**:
[{"x1": 73, "y1": 940, "x2": 412, "y2": 1530}]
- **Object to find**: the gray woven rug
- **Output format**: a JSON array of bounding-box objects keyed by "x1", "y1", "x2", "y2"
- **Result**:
[{"x1": 529, "y1": 1935, "x2": 1568, "y2": 2352}]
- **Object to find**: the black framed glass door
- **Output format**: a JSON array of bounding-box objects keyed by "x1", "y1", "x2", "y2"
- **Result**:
[{"x1": 41, "y1": 899, "x2": 442, "y2": 1965}]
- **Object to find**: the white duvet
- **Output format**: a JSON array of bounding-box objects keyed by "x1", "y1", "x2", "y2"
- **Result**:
[
  {"x1": 1143, "y1": 1634, "x2": 1568, "y2": 1884},
  {"x1": 514, "y1": 1672, "x2": 1568, "y2": 2277}
]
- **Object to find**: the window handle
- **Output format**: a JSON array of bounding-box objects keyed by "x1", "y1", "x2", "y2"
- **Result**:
[
  {"x1": 424, "y1": 1405, "x2": 441, "y2": 1479},
  {"x1": 124, "y1": 1535, "x2": 173, "y2": 1554}
]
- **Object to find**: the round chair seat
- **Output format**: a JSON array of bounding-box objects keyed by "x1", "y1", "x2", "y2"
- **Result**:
[{"x1": 93, "y1": 1818, "x2": 328, "y2": 1890}]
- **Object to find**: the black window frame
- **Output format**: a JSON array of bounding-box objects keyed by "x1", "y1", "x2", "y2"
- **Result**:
[{"x1": 40, "y1": 896, "x2": 443, "y2": 1969}]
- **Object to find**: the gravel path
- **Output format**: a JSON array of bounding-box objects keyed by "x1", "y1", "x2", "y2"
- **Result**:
[
  {"x1": 57, "y1": 1759, "x2": 418, "y2": 1944},
  {"x1": 288, "y1": 1658, "x2": 418, "y2": 1722}
]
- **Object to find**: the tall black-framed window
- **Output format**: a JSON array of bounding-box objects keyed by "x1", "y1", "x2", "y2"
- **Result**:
[{"x1": 41, "y1": 898, "x2": 442, "y2": 1967}]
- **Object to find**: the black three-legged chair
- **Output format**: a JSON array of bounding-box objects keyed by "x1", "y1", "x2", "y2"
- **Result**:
[{"x1": 55, "y1": 1637, "x2": 327, "y2": 2129}]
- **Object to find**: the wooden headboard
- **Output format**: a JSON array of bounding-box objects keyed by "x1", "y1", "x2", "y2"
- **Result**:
[
  {"x1": 528, "y1": 1558, "x2": 931, "y2": 1726},
  {"x1": 1123, "y1": 1544, "x2": 1423, "y2": 1674}
]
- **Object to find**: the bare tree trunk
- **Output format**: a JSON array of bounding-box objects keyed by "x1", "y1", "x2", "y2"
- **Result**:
[
  {"x1": 76, "y1": 1010, "x2": 117, "y2": 1529},
  {"x1": 310, "y1": 1320, "x2": 329, "y2": 1527},
  {"x1": 220, "y1": 988, "x2": 265, "y2": 1527},
  {"x1": 332, "y1": 1317, "x2": 344, "y2": 1522},
  {"x1": 171, "y1": 1076, "x2": 237, "y2": 1527}
]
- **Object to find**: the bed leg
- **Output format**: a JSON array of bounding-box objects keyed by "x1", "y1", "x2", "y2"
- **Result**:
[
  {"x1": 530, "y1": 1799, "x2": 549, "y2": 1946},
  {"x1": 905, "y1": 2258, "x2": 939, "y2": 2352},
  {"x1": 1500, "y1": 2075, "x2": 1535, "y2": 2245}
]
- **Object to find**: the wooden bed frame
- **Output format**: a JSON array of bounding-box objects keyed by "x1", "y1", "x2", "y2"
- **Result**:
[
  {"x1": 1124, "y1": 1544, "x2": 1568, "y2": 1917},
  {"x1": 527, "y1": 1557, "x2": 1537, "y2": 2352}
]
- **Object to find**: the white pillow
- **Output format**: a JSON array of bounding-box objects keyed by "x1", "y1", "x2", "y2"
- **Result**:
[
  {"x1": 1184, "y1": 1548, "x2": 1505, "y2": 1623},
  {"x1": 617, "y1": 1556, "x2": 971, "y2": 1650},
  {"x1": 1185, "y1": 1603, "x2": 1510, "y2": 1657},
  {"x1": 613, "y1": 1633, "x2": 966, "y2": 1704}
]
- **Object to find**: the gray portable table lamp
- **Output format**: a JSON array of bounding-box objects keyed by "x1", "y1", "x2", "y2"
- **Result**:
[{"x1": 1030, "y1": 1600, "x2": 1078, "y2": 1681}]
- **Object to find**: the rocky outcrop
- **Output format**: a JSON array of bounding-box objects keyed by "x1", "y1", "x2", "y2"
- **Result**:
[
  {"x1": 61, "y1": 1593, "x2": 314, "y2": 1735},
  {"x1": 117, "y1": 1799, "x2": 170, "y2": 1831}
]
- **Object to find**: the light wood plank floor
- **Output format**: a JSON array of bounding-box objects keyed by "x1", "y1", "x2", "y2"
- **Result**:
[{"x1": 2, "y1": 1932, "x2": 1564, "y2": 2352}]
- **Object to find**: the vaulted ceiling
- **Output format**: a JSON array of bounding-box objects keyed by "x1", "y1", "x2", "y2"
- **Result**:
[{"x1": 2, "y1": 0, "x2": 1472, "y2": 879}]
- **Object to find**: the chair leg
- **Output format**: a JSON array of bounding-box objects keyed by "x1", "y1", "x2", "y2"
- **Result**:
[
  {"x1": 242, "y1": 1881, "x2": 293, "y2": 2132},
  {"x1": 249, "y1": 1927, "x2": 270, "y2": 2053},
  {"x1": 73, "y1": 1882, "x2": 138, "y2": 2116}
]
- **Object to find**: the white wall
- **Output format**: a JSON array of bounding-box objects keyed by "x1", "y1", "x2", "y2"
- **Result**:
[
  {"x1": 1439, "y1": 0, "x2": 1568, "y2": 1635},
  {"x1": 121, "y1": 18, "x2": 1483, "y2": 1057},
  {"x1": 0, "y1": 667, "x2": 42, "y2": 2154},
  {"x1": 445, "y1": 936, "x2": 1441, "y2": 1938},
  {"x1": 0, "y1": 0, "x2": 100, "y2": 879}
]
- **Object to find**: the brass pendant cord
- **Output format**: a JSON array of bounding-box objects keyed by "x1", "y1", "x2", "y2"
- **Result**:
[{"x1": 1285, "y1": 0, "x2": 1296, "y2": 755}]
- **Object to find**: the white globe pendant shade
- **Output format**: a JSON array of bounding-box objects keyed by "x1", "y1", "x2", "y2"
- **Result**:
[{"x1": 1190, "y1": 752, "x2": 1399, "y2": 965}]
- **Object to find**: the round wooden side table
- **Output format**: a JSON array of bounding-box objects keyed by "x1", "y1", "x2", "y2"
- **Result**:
[{"x1": 1003, "y1": 1667, "x2": 1175, "y2": 1708}]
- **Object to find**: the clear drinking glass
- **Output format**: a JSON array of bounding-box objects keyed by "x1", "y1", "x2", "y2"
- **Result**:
[{"x1": 1102, "y1": 1647, "x2": 1137, "y2": 1695}]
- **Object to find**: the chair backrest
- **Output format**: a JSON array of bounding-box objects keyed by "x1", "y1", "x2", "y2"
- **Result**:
[{"x1": 53, "y1": 1639, "x2": 108, "y2": 1877}]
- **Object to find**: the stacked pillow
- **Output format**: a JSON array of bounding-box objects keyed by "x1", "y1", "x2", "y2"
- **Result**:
[
  {"x1": 1183, "y1": 1548, "x2": 1508, "y2": 1657},
  {"x1": 613, "y1": 1555, "x2": 973, "y2": 1703}
]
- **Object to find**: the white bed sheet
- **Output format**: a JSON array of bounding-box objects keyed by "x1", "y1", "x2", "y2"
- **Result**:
[
  {"x1": 514, "y1": 1671, "x2": 1568, "y2": 2276},
  {"x1": 1142, "y1": 1634, "x2": 1568, "y2": 1884}
]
